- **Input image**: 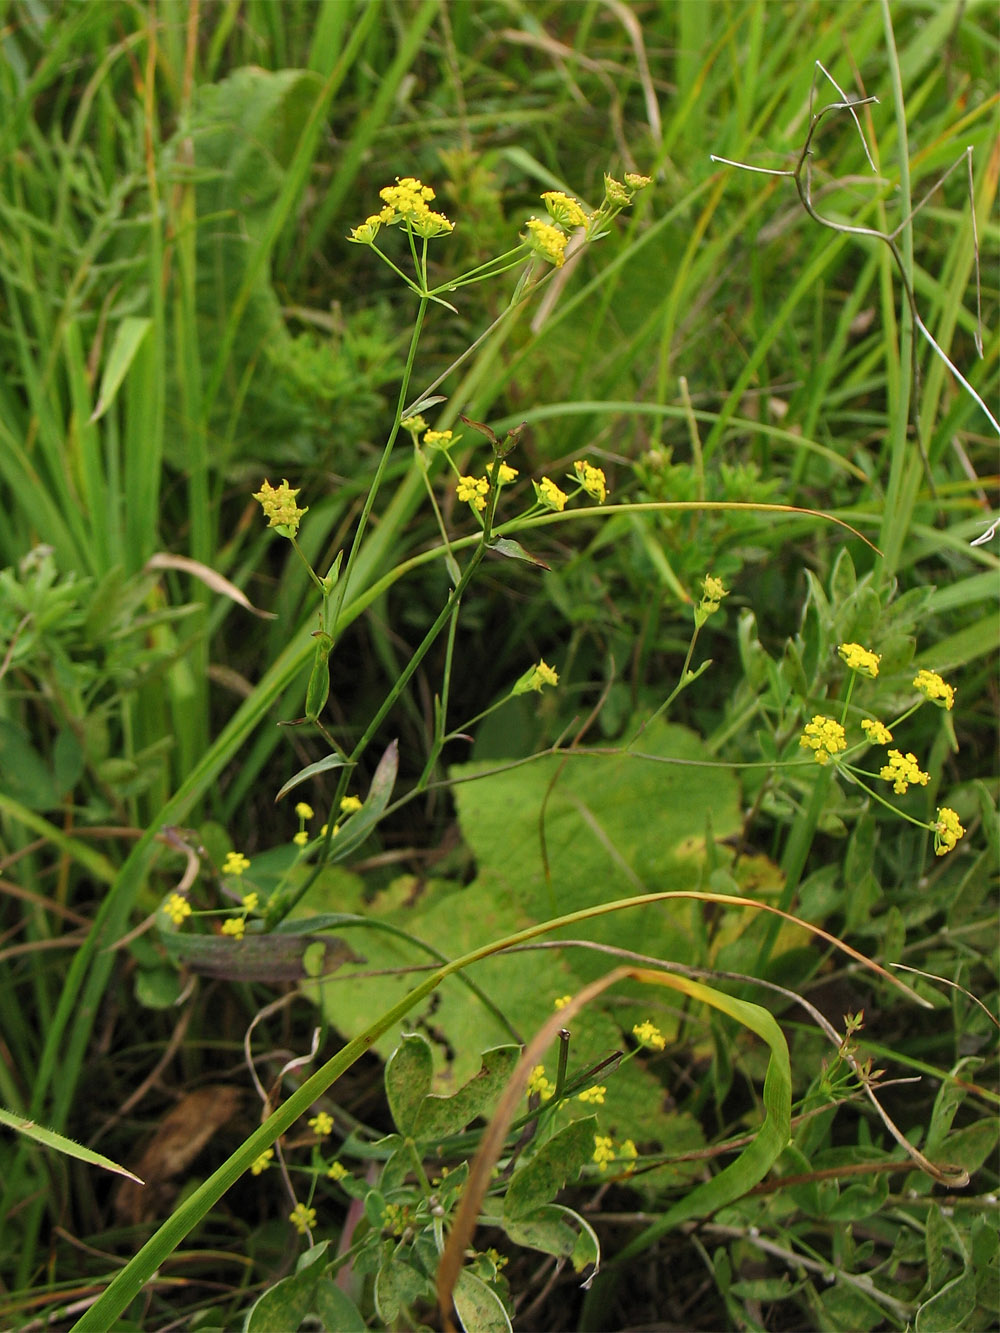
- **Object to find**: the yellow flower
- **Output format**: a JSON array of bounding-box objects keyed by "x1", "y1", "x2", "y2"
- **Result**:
[
  {"x1": 250, "y1": 1148, "x2": 274, "y2": 1176},
  {"x1": 423, "y1": 429, "x2": 454, "y2": 448},
  {"x1": 879, "y1": 749, "x2": 930, "y2": 795},
  {"x1": 240, "y1": 891, "x2": 259, "y2": 913},
  {"x1": 572, "y1": 459, "x2": 607, "y2": 502},
  {"x1": 327, "y1": 1161, "x2": 349, "y2": 1182},
  {"x1": 861, "y1": 718, "x2": 893, "y2": 745},
  {"x1": 838, "y1": 642, "x2": 881, "y2": 678},
  {"x1": 252, "y1": 478, "x2": 308, "y2": 536},
  {"x1": 593, "y1": 1134, "x2": 615, "y2": 1171},
  {"x1": 602, "y1": 174, "x2": 630, "y2": 207},
  {"x1": 799, "y1": 715, "x2": 847, "y2": 765},
  {"x1": 578, "y1": 1085, "x2": 606, "y2": 1105},
  {"x1": 411, "y1": 209, "x2": 454, "y2": 238},
  {"x1": 164, "y1": 893, "x2": 191, "y2": 926},
  {"x1": 913, "y1": 669, "x2": 955, "y2": 710},
  {"x1": 524, "y1": 218, "x2": 568, "y2": 267},
  {"x1": 513, "y1": 660, "x2": 559, "y2": 695},
  {"x1": 698, "y1": 574, "x2": 728, "y2": 618},
  {"x1": 457, "y1": 475, "x2": 489, "y2": 511},
  {"x1": 339, "y1": 795, "x2": 363, "y2": 814},
  {"x1": 534, "y1": 477, "x2": 568, "y2": 512},
  {"x1": 222, "y1": 851, "x2": 250, "y2": 876},
  {"x1": 295, "y1": 802, "x2": 314, "y2": 820},
  {"x1": 308, "y1": 1111, "x2": 334, "y2": 1138},
  {"x1": 624, "y1": 173, "x2": 652, "y2": 192},
  {"x1": 620, "y1": 1138, "x2": 639, "y2": 1173},
  {"x1": 554, "y1": 994, "x2": 572, "y2": 1011},
  {"x1": 347, "y1": 213, "x2": 384, "y2": 244},
  {"x1": 933, "y1": 807, "x2": 965, "y2": 856},
  {"x1": 526, "y1": 1065, "x2": 555, "y2": 1102},
  {"x1": 632, "y1": 1020, "x2": 666, "y2": 1051},
  {"x1": 221, "y1": 917, "x2": 245, "y2": 940},
  {"x1": 379, "y1": 176, "x2": 436, "y2": 221},
  {"x1": 292, "y1": 830, "x2": 309, "y2": 847},
  {"x1": 541, "y1": 190, "x2": 589, "y2": 229},
  {"x1": 289, "y1": 1202, "x2": 317, "y2": 1235},
  {"x1": 496, "y1": 462, "x2": 519, "y2": 484},
  {"x1": 400, "y1": 414, "x2": 428, "y2": 435}
]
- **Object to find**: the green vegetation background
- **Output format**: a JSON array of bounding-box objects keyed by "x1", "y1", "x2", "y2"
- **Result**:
[{"x1": 0, "y1": 1, "x2": 996, "y2": 1329}]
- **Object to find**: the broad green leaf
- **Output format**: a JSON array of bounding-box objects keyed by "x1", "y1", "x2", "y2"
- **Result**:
[
  {"x1": 373, "y1": 1246, "x2": 431, "y2": 1326},
  {"x1": 90, "y1": 316, "x2": 152, "y2": 422},
  {"x1": 411, "y1": 1045, "x2": 521, "y2": 1139},
  {"x1": 312, "y1": 1279, "x2": 365, "y2": 1333},
  {"x1": 243, "y1": 1240, "x2": 331, "y2": 1333},
  {"x1": 453, "y1": 1268, "x2": 512, "y2": 1333},
  {"x1": 0, "y1": 1106, "x2": 140, "y2": 1181},
  {"x1": 915, "y1": 1268, "x2": 976, "y2": 1333},
  {"x1": 385, "y1": 1033, "x2": 434, "y2": 1136},
  {"x1": 504, "y1": 1202, "x2": 600, "y2": 1272},
  {"x1": 504, "y1": 1117, "x2": 597, "y2": 1221}
]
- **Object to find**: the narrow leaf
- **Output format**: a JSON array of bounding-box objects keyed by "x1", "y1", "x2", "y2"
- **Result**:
[
  {"x1": 488, "y1": 537, "x2": 551, "y2": 570},
  {"x1": 275, "y1": 753, "x2": 349, "y2": 802},
  {"x1": 0, "y1": 1106, "x2": 141, "y2": 1182},
  {"x1": 90, "y1": 316, "x2": 152, "y2": 422}
]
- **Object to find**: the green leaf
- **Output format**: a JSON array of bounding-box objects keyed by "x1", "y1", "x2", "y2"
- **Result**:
[
  {"x1": 243, "y1": 1240, "x2": 332, "y2": 1332},
  {"x1": 0, "y1": 719, "x2": 60, "y2": 810},
  {"x1": 453, "y1": 1268, "x2": 512, "y2": 1333},
  {"x1": 504, "y1": 1117, "x2": 597, "y2": 1221},
  {"x1": 324, "y1": 739, "x2": 398, "y2": 863},
  {"x1": 90, "y1": 316, "x2": 152, "y2": 422},
  {"x1": 0, "y1": 1106, "x2": 140, "y2": 1182},
  {"x1": 373, "y1": 1246, "x2": 431, "y2": 1326},
  {"x1": 915, "y1": 1268, "x2": 976, "y2": 1333},
  {"x1": 504, "y1": 1203, "x2": 600, "y2": 1272},
  {"x1": 487, "y1": 537, "x2": 551, "y2": 570},
  {"x1": 312, "y1": 1279, "x2": 365, "y2": 1333},
  {"x1": 411, "y1": 1046, "x2": 521, "y2": 1139},
  {"x1": 385, "y1": 1033, "x2": 434, "y2": 1136},
  {"x1": 275, "y1": 752, "x2": 349, "y2": 802}
]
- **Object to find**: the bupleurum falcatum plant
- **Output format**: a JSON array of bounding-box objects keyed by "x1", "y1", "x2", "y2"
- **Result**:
[{"x1": 93, "y1": 169, "x2": 977, "y2": 1333}]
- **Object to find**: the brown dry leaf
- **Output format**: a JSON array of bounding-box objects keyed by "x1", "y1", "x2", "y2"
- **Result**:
[
  {"x1": 113, "y1": 1084, "x2": 242, "y2": 1225},
  {"x1": 145, "y1": 552, "x2": 277, "y2": 619}
]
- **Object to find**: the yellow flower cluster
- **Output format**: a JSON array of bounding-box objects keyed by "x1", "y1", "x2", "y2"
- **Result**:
[
  {"x1": 541, "y1": 190, "x2": 590, "y2": 229},
  {"x1": 524, "y1": 217, "x2": 569, "y2": 267},
  {"x1": 799, "y1": 715, "x2": 847, "y2": 765},
  {"x1": 699, "y1": 574, "x2": 729, "y2": 618},
  {"x1": 222, "y1": 851, "x2": 250, "y2": 875},
  {"x1": 526, "y1": 1064, "x2": 555, "y2": 1102},
  {"x1": 164, "y1": 892, "x2": 191, "y2": 925},
  {"x1": 592, "y1": 1134, "x2": 638, "y2": 1173},
  {"x1": 913, "y1": 669, "x2": 955, "y2": 710},
  {"x1": 348, "y1": 176, "x2": 454, "y2": 243},
  {"x1": 457, "y1": 475, "x2": 490, "y2": 511},
  {"x1": 933, "y1": 807, "x2": 965, "y2": 856},
  {"x1": 839, "y1": 642, "x2": 881, "y2": 677},
  {"x1": 572, "y1": 459, "x2": 608, "y2": 502},
  {"x1": 250, "y1": 1148, "x2": 274, "y2": 1175},
  {"x1": 516, "y1": 660, "x2": 559, "y2": 694},
  {"x1": 253, "y1": 479, "x2": 309, "y2": 536},
  {"x1": 327, "y1": 1160, "x2": 349, "y2": 1182},
  {"x1": 534, "y1": 476, "x2": 568, "y2": 512},
  {"x1": 221, "y1": 917, "x2": 245, "y2": 939},
  {"x1": 289, "y1": 1202, "x2": 316, "y2": 1235},
  {"x1": 879, "y1": 749, "x2": 930, "y2": 795},
  {"x1": 632, "y1": 1020, "x2": 666, "y2": 1051},
  {"x1": 554, "y1": 994, "x2": 572, "y2": 1010},
  {"x1": 340, "y1": 795, "x2": 363, "y2": 814},
  {"x1": 308, "y1": 1111, "x2": 334, "y2": 1138},
  {"x1": 577, "y1": 1085, "x2": 606, "y2": 1105},
  {"x1": 861, "y1": 718, "x2": 893, "y2": 745}
]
